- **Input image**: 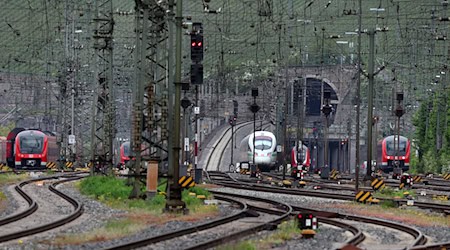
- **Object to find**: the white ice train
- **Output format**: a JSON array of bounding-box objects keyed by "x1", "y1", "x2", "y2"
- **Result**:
[{"x1": 248, "y1": 131, "x2": 277, "y2": 171}]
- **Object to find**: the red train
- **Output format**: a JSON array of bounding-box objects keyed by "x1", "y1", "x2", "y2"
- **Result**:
[
  {"x1": 291, "y1": 141, "x2": 311, "y2": 177},
  {"x1": 118, "y1": 141, "x2": 130, "y2": 168},
  {"x1": 376, "y1": 135, "x2": 410, "y2": 174},
  {"x1": 1, "y1": 128, "x2": 58, "y2": 170}
]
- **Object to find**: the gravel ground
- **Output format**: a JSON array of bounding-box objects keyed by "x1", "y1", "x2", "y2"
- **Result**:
[
  {"x1": 0, "y1": 185, "x2": 21, "y2": 218},
  {"x1": 3, "y1": 179, "x2": 448, "y2": 250},
  {"x1": 0, "y1": 182, "x2": 241, "y2": 250},
  {"x1": 210, "y1": 185, "x2": 450, "y2": 249}
]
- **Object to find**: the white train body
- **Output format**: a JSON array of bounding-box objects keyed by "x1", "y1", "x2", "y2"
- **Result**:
[{"x1": 248, "y1": 131, "x2": 277, "y2": 169}]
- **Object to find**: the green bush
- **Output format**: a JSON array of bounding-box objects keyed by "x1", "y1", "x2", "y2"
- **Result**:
[
  {"x1": 380, "y1": 200, "x2": 398, "y2": 208},
  {"x1": 187, "y1": 186, "x2": 211, "y2": 197},
  {"x1": 78, "y1": 176, "x2": 214, "y2": 211},
  {"x1": 79, "y1": 176, "x2": 132, "y2": 200}
]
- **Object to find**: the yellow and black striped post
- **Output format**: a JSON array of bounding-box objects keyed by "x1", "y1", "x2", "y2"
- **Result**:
[
  {"x1": 178, "y1": 176, "x2": 195, "y2": 188},
  {"x1": 370, "y1": 178, "x2": 385, "y2": 191},
  {"x1": 0, "y1": 163, "x2": 10, "y2": 171},
  {"x1": 412, "y1": 176, "x2": 422, "y2": 183},
  {"x1": 330, "y1": 169, "x2": 339, "y2": 180},
  {"x1": 443, "y1": 173, "x2": 450, "y2": 180},
  {"x1": 46, "y1": 162, "x2": 57, "y2": 169},
  {"x1": 355, "y1": 190, "x2": 373, "y2": 203},
  {"x1": 65, "y1": 161, "x2": 74, "y2": 169}
]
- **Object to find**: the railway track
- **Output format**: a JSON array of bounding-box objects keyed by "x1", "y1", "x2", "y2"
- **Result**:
[
  {"x1": 206, "y1": 172, "x2": 428, "y2": 250},
  {"x1": 209, "y1": 172, "x2": 450, "y2": 215},
  {"x1": 106, "y1": 192, "x2": 293, "y2": 250},
  {"x1": 0, "y1": 173, "x2": 85, "y2": 243}
]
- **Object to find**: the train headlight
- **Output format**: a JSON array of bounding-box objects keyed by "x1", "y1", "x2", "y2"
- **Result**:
[{"x1": 402, "y1": 156, "x2": 405, "y2": 160}]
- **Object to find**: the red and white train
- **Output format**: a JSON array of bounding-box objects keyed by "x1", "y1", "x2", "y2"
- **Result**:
[
  {"x1": 376, "y1": 135, "x2": 410, "y2": 174},
  {"x1": 118, "y1": 141, "x2": 130, "y2": 168},
  {"x1": 0, "y1": 128, "x2": 58, "y2": 170},
  {"x1": 291, "y1": 141, "x2": 310, "y2": 176}
]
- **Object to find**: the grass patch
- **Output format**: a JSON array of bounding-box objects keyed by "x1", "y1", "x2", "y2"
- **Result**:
[
  {"x1": 51, "y1": 175, "x2": 220, "y2": 245},
  {"x1": 0, "y1": 173, "x2": 28, "y2": 185},
  {"x1": 374, "y1": 187, "x2": 416, "y2": 199},
  {"x1": 218, "y1": 220, "x2": 301, "y2": 250},
  {"x1": 311, "y1": 202, "x2": 450, "y2": 227},
  {"x1": 380, "y1": 200, "x2": 398, "y2": 208},
  {"x1": 47, "y1": 217, "x2": 149, "y2": 245}
]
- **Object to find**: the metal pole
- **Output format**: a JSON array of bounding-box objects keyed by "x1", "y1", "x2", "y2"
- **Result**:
[
  {"x1": 366, "y1": 28, "x2": 375, "y2": 179},
  {"x1": 355, "y1": 0, "x2": 362, "y2": 192},
  {"x1": 165, "y1": 0, "x2": 185, "y2": 211},
  {"x1": 230, "y1": 123, "x2": 234, "y2": 171},
  {"x1": 184, "y1": 107, "x2": 188, "y2": 167},
  {"x1": 194, "y1": 85, "x2": 200, "y2": 182},
  {"x1": 253, "y1": 102, "x2": 256, "y2": 176},
  {"x1": 324, "y1": 115, "x2": 329, "y2": 169},
  {"x1": 282, "y1": 84, "x2": 288, "y2": 180}
]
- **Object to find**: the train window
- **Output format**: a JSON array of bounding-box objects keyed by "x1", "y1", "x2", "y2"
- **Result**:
[
  {"x1": 123, "y1": 143, "x2": 130, "y2": 156},
  {"x1": 386, "y1": 138, "x2": 407, "y2": 156},
  {"x1": 19, "y1": 137, "x2": 44, "y2": 154},
  {"x1": 255, "y1": 138, "x2": 272, "y2": 150}
]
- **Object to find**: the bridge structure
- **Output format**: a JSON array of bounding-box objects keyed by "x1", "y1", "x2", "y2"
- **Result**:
[{"x1": 277, "y1": 64, "x2": 368, "y2": 174}]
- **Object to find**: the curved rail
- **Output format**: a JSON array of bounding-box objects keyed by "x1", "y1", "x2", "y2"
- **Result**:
[
  {"x1": 184, "y1": 190, "x2": 292, "y2": 250},
  {"x1": 204, "y1": 121, "x2": 255, "y2": 172},
  {"x1": 208, "y1": 174, "x2": 428, "y2": 249},
  {"x1": 0, "y1": 175, "x2": 84, "y2": 243},
  {"x1": 292, "y1": 205, "x2": 427, "y2": 248},
  {"x1": 0, "y1": 174, "x2": 75, "y2": 226},
  {"x1": 106, "y1": 195, "x2": 248, "y2": 250},
  {"x1": 212, "y1": 174, "x2": 450, "y2": 215}
]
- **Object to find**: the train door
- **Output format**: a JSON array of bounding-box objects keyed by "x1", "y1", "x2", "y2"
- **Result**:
[{"x1": 6, "y1": 128, "x2": 25, "y2": 168}]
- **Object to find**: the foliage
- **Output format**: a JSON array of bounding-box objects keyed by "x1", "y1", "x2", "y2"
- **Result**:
[
  {"x1": 78, "y1": 175, "x2": 215, "y2": 212},
  {"x1": 218, "y1": 220, "x2": 300, "y2": 250},
  {"x1": 217, "y1": 242, "x2": 256, "y2": 250},
  {"x1": 79, "y1": 176, "x2": 132, "y2": 200},
  {"x1": 375, "y1": 187, "x2": 416, "y2": 199},
  {"x1": 0, "y1": 123, "x2": 16, "y2": 137},
  {"x1": 412, "y1": 93, "x2": 450, "y2": 174},
  {"x1": 0, "y1": 173, "x2": 28, "y2": 185},
  {"x1": 379, "y1": 200, "x2": 398, "y2": 209}
]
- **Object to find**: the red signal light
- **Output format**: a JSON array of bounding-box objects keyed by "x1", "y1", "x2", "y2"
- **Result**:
[
  {"x1": 309, "y1": 214, "x2": 313, "y2": 219},
  {"x1": 198, "y1": 42, "x2": 202, "y2": 46},
  {"x1": 298, "y1": 214, "x2": 302, "y2": 219},
  {"x1": 191, "y1": 42, "x2": 196, "y2": 47}
]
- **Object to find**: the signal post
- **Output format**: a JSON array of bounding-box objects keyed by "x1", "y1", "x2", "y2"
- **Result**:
[{"x1": 190, "y1": 22, "x2": 204, "y2": 184}]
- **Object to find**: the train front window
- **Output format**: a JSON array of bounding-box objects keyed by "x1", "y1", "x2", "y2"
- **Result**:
[
  {"x1": 123, "y1": 143, "x2": 130, "y2": 156},
  {"x1": 386, "y1": 139, "x2": 407, "y2": 156},
  {"x1": 255, "y1": 138, "x2": 272, "y2": 150},
  {"x1": 19, "y1": 136, "x2": 44, "y2": 154}
]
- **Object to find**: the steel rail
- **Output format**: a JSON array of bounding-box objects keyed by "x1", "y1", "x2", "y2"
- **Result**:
[
  {"x1": 0, "y1": 175, "x2": 84, "y2": 243},
  {"x1": 105, "y1": 195, "x2": 248, "y2": 250},
  {"x1": 184, "y1": 191, "x2": 292, "y2": 250},
  {"x1": 210, "y1": 176, "x2": 450, "y2": 214},
  {"x1": 0, "y1": 174, "x2": 81, "y2": 226},
  {"x1": 204, "y1": 121, "x2": 256, "y2": 172}
]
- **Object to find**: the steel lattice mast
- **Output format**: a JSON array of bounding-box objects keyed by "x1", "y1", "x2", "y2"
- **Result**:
[
  {"x1": 90, "y1": 0, "x2": 115, "y2": 174},
  {"x1": 130, "y1": 0, "x2": 170, "y2": 198}
]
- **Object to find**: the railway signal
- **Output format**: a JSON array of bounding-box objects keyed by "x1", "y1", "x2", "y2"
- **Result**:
[
  {"x1": 190, "y1": 29, "x2": 203, "y2": 63},
  {"x1": 190, "y1": 63, "x2": 203, "y2": 85},
  {"x1": 190, "y1": 23, "x2": 203, "y2": 86}
]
